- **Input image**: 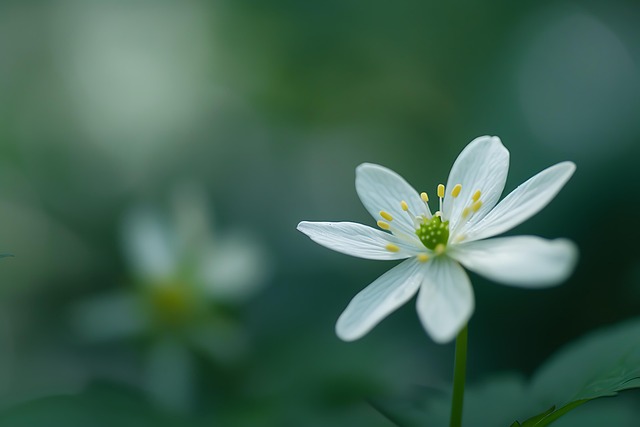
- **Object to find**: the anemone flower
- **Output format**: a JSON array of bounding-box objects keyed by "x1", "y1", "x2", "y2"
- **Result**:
[
  {"x1": 298, "y1": 136, "x2": 578, "y2": 343},
  {"x1": 73, "y1": 184, "x2": 269, "y2": 410}
]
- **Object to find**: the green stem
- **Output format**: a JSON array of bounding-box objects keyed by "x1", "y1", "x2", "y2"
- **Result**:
[{"x1": 449, "y1": 324, "x2": 468, "y2": 427}]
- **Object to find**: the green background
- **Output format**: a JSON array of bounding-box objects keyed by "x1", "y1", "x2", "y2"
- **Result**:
[{"x1": 0, "y1": 0, "x2": 639, "y2": 425}]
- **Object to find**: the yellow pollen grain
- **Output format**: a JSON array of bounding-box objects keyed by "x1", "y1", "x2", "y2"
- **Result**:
[
  {"x1": 451, "y1": 184, "x2": 462, "y2": 198},
  {"x1": 400, "y1": 200, "x2": 409, "y2": 211},
  {"x1": 462, "y1": 207, "x2": 471, "y2": 218},
  {"x1": 385, "y1": 243, "x2": 400, "y2": 252},
  {"x1": 420, "y1": 192, "x2": 429, "y2": 202},
  {"x1": 472, "y1": 200, "x2": 483, "y2": 212},
  {"x1": 380, "y1": 211, "x2": 393, "y2": 221},
  {"x1": 437, "y1": 184, "x2": 445, "y2": 198},
  {"x1": 377, "y1": 220, "x2": 390, "y2": 230},
  {"x1": 472, "y1": 190, "x2": 481, "y2": 202},
  {"x1": 417, "y1": 253, "x2": 430, "y2": 263}
]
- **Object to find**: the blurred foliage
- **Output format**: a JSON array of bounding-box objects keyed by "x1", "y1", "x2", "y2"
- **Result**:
[
  {"x1": 0, "y1": 0, "x2": 639, "y2": 425},
  {"x1": 372, "y1": 317, "x2": 640, "y2": 426}
]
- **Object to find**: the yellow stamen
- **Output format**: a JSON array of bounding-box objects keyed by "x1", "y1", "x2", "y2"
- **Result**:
[
  {"x1": 462, "y1": 207, "x2": 471, "y2": 219},
  {"x1": 437, "y1": 184, "x2": 445, "y2": 198},
  {"x1": 400, "y1": 200, "x2": 409, "y2": 211},
  {"x1": 472, "y1": 190, "x2": 481, "y2": 202},
  {"x1": 377, "y1": 220, "x2": 390, "y2": 230},
  {"x1": 435, "y1": 244, "x2": 446, "y2": 255},
  {"x1": 380, "y1": 211, "x2": 393, "y2": 221},
  {"x1": 451, "y1": 184, "x2": 462, "y2": 198},
  {"x1": 420, "y1": 192, "x2": 429, "y2": 203},
  {"x1": 472, "y1": 200, "x2": 483, "y2": 212},
  {"x1": 385, "y1": 243, "x2": 400, "y2": 252},
  {"x1": 417, "y1": 253, "x2": 430, "y2": 263}
]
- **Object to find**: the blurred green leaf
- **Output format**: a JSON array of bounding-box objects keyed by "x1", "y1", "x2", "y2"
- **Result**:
[
  {"x1": 530, "y1": 317, "x2": 640, "y2": 403},
  {"x1": 0, "y1": 382, "x2": 192, "y2": 427},
  {"x1": 509, "y1": 317, "x2": 640, "y2": 426},
  {"x1": 370, "y1": 318, "x2": 640, "y2": 426},
  {"x1": 368, "y1": 385, "x2": 449, "y2": 427},
  {"x1": 369, "y1": 375, "x2": 533, "y2": 427}
]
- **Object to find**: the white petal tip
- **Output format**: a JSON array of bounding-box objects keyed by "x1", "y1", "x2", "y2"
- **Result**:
[
  {"x1": 430, "y1": 331, "x2": 458, "y2": 344},
  {"x1": 471, "y1": 135, "x2": 504, "y2": 146},
  {"x1": 559, "y1": 161, "x2": 577, "y2": 175},
  {"x1": 423, "y1": 312, "x2": 473, "y2": 344},
  {"x1": 335, "y1": 330, "x2": 360, "y2": 342},
  {"x1": 550, "y1": 238, "x2": 580, "y2": 283},
  {"x1": 355, "y1": 162, "x2": 387, "y2": 175},
  {"x1": 524, "y1": 238, "x2": 579, "y2": 288},
  {"x1": 335, "y1": 320, "x2": 366, "y2": 342}
]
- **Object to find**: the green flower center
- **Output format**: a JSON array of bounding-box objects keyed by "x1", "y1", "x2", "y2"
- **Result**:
[
  {"x1": 416, "y1": 215, "x2": 450, "y2": 251},
  {"x1": 145, "y1": 279, "x2": 201, "y2": 329}
]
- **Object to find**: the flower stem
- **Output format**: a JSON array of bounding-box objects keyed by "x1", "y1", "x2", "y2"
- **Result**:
[{"x1": 449, "y1": 324, "x2": 468, "y2": 427}]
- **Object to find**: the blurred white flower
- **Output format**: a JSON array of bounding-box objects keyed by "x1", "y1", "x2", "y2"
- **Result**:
[
  {"x1": 72, "y1": 184, "x2": 269, "y2": 410},
  {"x1": 298, "y1": 136, "x2": 578, "y2": 344}
]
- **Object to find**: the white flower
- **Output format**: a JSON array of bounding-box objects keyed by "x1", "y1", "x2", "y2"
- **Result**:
[
  {"x1": 72, "y1": 184, "x2": 270, "y2": 410},
  {"x1": 297, "y1": 136, "x2": 578, "y2": 344}
]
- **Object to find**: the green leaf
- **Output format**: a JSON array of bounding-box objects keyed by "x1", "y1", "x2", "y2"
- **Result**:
[
  {"x1": 531, "y1": 317, "x2": 640, "y2": 404},
  {"x1": 369, "y1": 375, "x2": 535, "y2": 427},
  {"x1": 518, "y1": 405, "x2": 555, "y2": 426},
  {"x1": 0, "y1": 381, "x2": 192, "y2": 427},
  {"x1": 368, "y1": 385, "x2": 450, "y2": 427},
  {"x1": 370, "y1": 318, "x2": 640, "y2": 427},
  {"x1": 510, "y1": 317, "x2": 640, "y2": 426}
]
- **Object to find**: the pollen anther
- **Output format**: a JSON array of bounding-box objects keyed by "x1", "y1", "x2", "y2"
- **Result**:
[
  {"x1": 420, "y1": 192, "x2": 429, "y2": 203},
  {"x1": 400, "y1": 200, "x2": 409, "y2": 211},
  {"x1": 417, "y1": 253, "x2": 430, "y2": 263},
  {"x1": 472, "y1": 200, "x2": 483, "y2": 212},
  {"x1": 377, "y1": 220, "x2": 390, "y2": 230},
  {"x1": 451, "y1": 184, "x2": 462, "y2": 198},
  {"x1": 380, "y1": 211, "x2": 393, "y2": 221},
  {"x1": 437, "y1": 184, "x2": 445, "y2": 198},
  {"x1": 385, "y1": 243, "x2": 400, "y2": 252},
  {"x1": 472, "y1": 190, "x2": 481, "y2": 202}
]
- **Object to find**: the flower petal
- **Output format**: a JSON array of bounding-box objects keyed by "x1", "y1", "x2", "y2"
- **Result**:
[
  {"x1": 336, "y1": 258, "x2": 424, "y2": 341},
  {"x1": 146, "y1": 338, "x2": 193, "y2": 411},
  {"x1": 443, "y1": 136, "x2": 510, "y2": 233},
  {"x1": 197, "y1": 232, "x2": 269, "y2": 303},
  {"x1": 450, "y1": 236, "x2": 578, "y2": 287},
  {"x1": 71, "y1": 292, "x2": 149, "y2": 341},
  {"x1": 461, "y1": 162, "x2": 576, "y2": 241},
  {"x1": 122, "y1": 207, "x2": 176, "y2": 280},
  {"x1": 416, "y1": 256, "x2": 474, "y2": 344},
  {"x1": 356, "y1": 163, "x2": 429, "y2": 232},
  {"x1": 297, "y1": 221, "x2": 418, "y2": 260}
]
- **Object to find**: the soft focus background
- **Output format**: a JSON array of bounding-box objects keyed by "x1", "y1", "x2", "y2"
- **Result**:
[{"x1": 0, "y1": 0, "x2": 639, "y2": 426}]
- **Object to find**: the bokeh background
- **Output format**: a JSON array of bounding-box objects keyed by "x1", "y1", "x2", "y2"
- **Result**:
[{"x1": 0, "y1": 0, "x2": 639, "y2": 426}]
